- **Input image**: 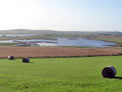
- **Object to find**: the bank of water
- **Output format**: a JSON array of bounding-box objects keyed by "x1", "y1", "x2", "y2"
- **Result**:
[{"x1": 0, "y1": 38, "x2": 116, "y2": 47}]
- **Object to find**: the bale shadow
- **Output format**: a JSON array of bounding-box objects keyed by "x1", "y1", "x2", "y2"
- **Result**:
[
  {"x1": 29, "y1": 62, "x2": 34, "y2": 64},
  {"x1": 22, "y1": 62, "x2": 34, "y2": 64},
  {"x1": 104, "y1": 76, "x2": 122, "y2": 80},
  {"x1": 114, "y1": 77, "x2": 122, "y2": 80}
]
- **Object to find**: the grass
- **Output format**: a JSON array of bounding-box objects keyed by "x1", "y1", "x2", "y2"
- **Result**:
[
  {"x1": 0, "y1": 56, "x2": 122, "y2": 92},
  {"x1": 0, "y1": 43, "x2": 16, "y2": 46},
  {"x1": 95, "y1": 37, "x2": 122, "y2": 43}
]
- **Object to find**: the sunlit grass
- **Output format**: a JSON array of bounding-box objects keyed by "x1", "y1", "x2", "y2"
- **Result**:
[{"x1": 0, "y1": 56, "x2": 122, "y2": 92}]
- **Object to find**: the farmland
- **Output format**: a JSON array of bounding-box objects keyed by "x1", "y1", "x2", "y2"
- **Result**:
[
  {"x1": 0, "y1": 46, "x2": 122, "y2": 58},
  {"x1": 0, "y1": 30, "x2": 122, "y2": 92},
  {"x1": 0, "y1": 56, "x2": 122, "y2": 92}
]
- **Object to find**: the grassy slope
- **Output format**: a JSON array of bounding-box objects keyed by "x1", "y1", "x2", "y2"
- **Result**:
[
  {"x1": 0, "y1": 43, "x2": 16, "y2": 46},
  {"x1": 94, "y1": 36, "x2": 122, "y2": 43},
  {"x1": 94, "y1": 36, "x2": 122, "y2": 47},
  {"x1": 0, "y1": 56, "x2": 122, "y2": 92}
]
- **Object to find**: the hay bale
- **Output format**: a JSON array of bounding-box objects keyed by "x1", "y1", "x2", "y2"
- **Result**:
[
  {"x1": 22, "y1": 57, "x2": 29, "y2": 63},
  {"x1": 102, "y1": 66, "x2": 116, "y2": 78},
  {"x1": 8, "y1": 56, "x2": 15, "y2": 60}
]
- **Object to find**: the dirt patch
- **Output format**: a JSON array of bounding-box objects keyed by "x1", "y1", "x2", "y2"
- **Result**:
[{"x1": 0, "y1": 46, "x2": 122, "y2": 58}]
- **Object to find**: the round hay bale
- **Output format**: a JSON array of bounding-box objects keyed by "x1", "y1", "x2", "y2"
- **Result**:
[
  {"x1": 102, "y1": 66, "x2": 116, "y2": 78},
  {"x1": 8, "y1": 56, "x2": 15, "y2": 60},
  {"x1": 22, "y1": 57, "x2": 29, "y2": 63}
]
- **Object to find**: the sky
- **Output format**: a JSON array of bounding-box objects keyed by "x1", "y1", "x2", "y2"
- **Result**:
[{"x1": 0, "y1": 0, "x2": 121, "y2": 31}]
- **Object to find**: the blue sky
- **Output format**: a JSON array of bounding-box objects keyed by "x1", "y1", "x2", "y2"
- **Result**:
[{"x1": 0, "y1": 0, "x2": 121, "y2": 31}]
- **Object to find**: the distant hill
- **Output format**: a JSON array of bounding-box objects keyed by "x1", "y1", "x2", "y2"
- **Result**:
[
  {"x1": 0, "y1": 29, "x2": 56, "y2": 34},
  {"x1": 0, "y1": 29, "x2": 122, "y2": 37}
]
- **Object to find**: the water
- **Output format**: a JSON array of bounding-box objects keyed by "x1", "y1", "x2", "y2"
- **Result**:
[
  {"x1": 0, "y1": 38, "x2": 116, "y2": 47},
  {"x1": 37, "y1": 38, "x2": 116, "y2": 47}
]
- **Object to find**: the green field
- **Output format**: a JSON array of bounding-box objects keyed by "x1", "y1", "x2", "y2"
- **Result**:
[{"x1": 0, "y1": 56, "x2": 122, "y2": 92}]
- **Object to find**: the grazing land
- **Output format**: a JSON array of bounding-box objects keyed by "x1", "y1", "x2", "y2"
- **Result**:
[
  {"x1": 0, "y1": 56, "x2": 122, "y2": 92},
  {"x1": 0, "y1": 46, "x2": 122, "y2": 58}
]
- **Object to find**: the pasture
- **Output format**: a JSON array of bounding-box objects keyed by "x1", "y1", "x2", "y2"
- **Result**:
[{"x1": 0, "y1": 56, "x2": 122, "y2": 92}]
